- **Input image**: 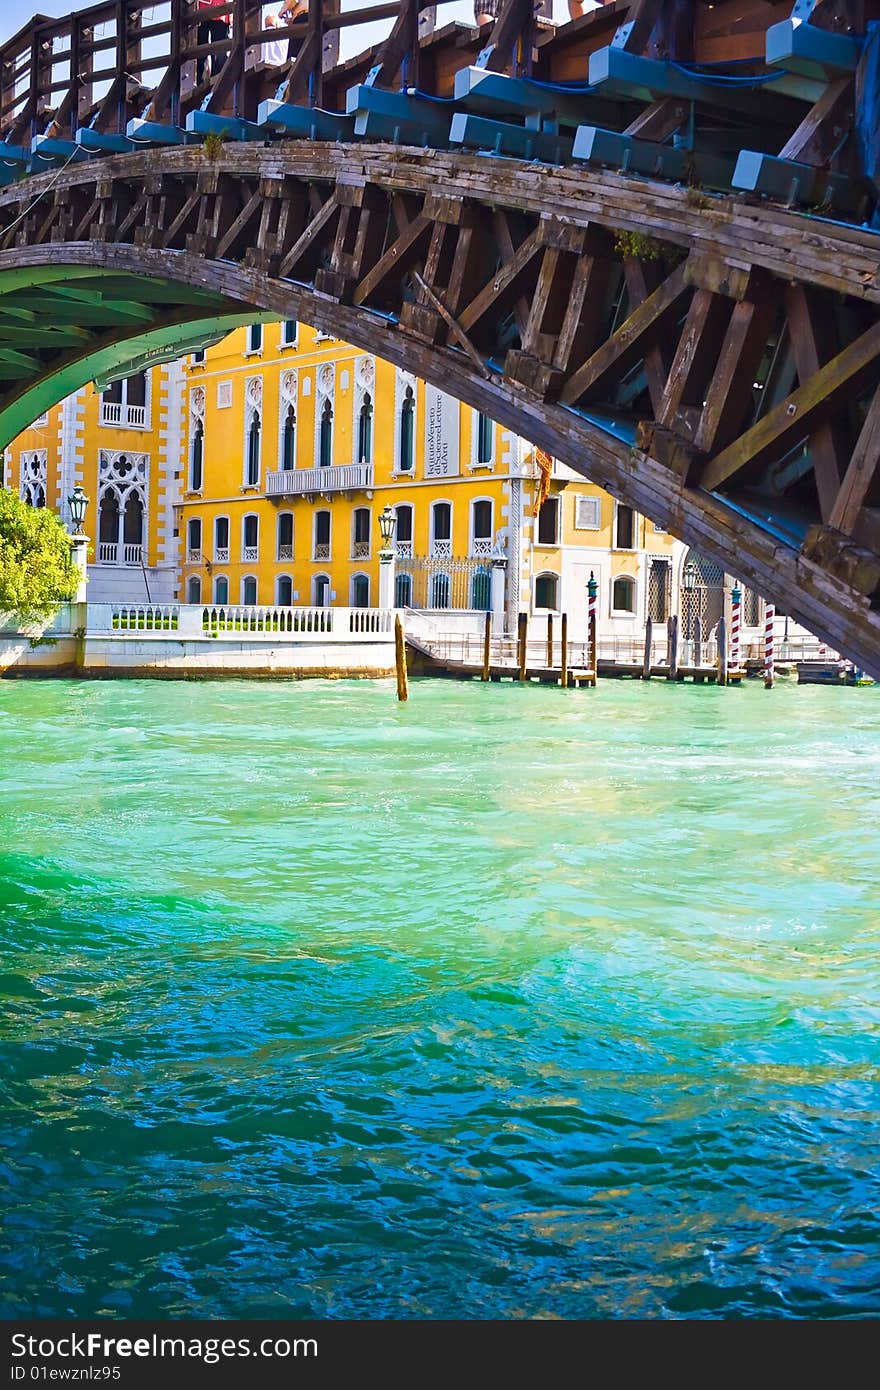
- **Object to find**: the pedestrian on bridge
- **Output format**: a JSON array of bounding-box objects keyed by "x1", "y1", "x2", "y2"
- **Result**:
[{"x1": 196, "y1": 0, "x2": 231, "y2": 83}]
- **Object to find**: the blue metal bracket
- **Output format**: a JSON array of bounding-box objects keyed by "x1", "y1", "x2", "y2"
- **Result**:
[
  {"x1": 732, "y1": 149, "x2": 861, "y2": 214},
  {"x1": 766, "y1": 19, "x2": 861, "y2": 81},
  {"x1": 257, "y1": 99, "x2": 354, "y2": 142},
  {"x1": 125, "y1": 118, "x2": 198, "y2": 146},
  {"x1": 185, "y1": 110, "x2": 265, "y2": 142},
  {"x1": 31, "y1": 134, "x2": 91, "y2": 164},
  {"x1": 589, "y1": 46, "x2": 822, "y2": 112},
  {"x1": 454, "y1": 65, "x2": 610, "y2": 130},
  {"x1": 573, "y1": 125, "x2": 734, "y2": 191},
  {"x1": 449, "y1": 112, "x2": 573, "y2": 163},
  {"x1": 75, "y1": 128, "x2": 135, "y2": 154},
  {"x1": 346, "y1": 85, "x2": 453, "y2": 148}
]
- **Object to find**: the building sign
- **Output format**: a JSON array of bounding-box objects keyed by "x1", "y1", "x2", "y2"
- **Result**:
[{"x1": 424, "y1": 386, "x2": 459, "y2": 478}]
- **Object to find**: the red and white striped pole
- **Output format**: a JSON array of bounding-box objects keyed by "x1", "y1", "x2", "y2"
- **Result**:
[
  {"x1": 587, "y1": 571, "x2": 598, "y2": 673},
  {"x1": 763, "y1": 603, "x2": 775, "y2": 689},
  {"x1": 730, "y1": 582, "x2": 742, "y2": 672}
]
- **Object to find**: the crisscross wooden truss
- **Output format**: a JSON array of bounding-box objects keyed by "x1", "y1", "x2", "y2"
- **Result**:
[{"x1": 0, "y1": 0, "x2": 879, "y2": 671}]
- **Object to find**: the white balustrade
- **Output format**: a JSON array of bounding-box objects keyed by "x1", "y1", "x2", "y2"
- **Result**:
[
  {"x1": 84, "y1": 604, "x2": 393, "y2": 645},
  {"x1": 214, "y1": 548, "x2": 229, "y2": 563},
  {"x1": 242, "y1": 546, "x2": 259, "y2": 562},
  {"x1": 98, "y1": 542, "x2": 118, "y2": 563},
  {"x1": 313, "y1": 543, "x2": 330, "y2": 561},
  {"x1": 470, "y1": 539, "x2": 494, "y2": 557},
  {"x1": 99, "y1": 401, "x2": 149, "y2": 429},
  {"x1": 100, "y1": 401, "x2": 122, "y2": 425},
  {"x1": 186, "y1": 548, "x2": 202, "y2": 564},
  {"x1": 395, "y1": 541, "x2": 413, "y2": 559},
  {"x1": 265, "y1": 462, "x2": 374, "y2": 497},
  {"x1": 123, "y1": 544, "x2": 143, "y2": 565},
  {"x1": 277, "y1": 545, "x2": 294, "y2": 561},
  {"x1": 430, "y1": 539, "x2": 453, "y2": 559},
  {"x1": 351, "y1": 541, "x2": 371, "y2": 559}
]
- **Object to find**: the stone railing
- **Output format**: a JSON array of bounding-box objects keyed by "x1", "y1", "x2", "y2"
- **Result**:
[
  {"x1": 86, "y1": 603, "x2": 394, "y2": 641},
  {"x1": 265, "y1": 462, "x2": 374, "y2": 497}
]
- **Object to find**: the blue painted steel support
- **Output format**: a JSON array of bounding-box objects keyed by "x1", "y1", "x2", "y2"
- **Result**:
[
  {"x1": 256, "y1": 99, "x2": 353, "y2": 141},
  {"x1": 765, "y1": 19, "x2": 861, "y2": 81},
  {"x1": 346, "y1": 85, "x2": 453, "y2": 147},
  {"x1": 449, "y1": 111, "x2": 572, "y2": 162},
  {"x1": 185, "y1": 110, "x2": 265, "y2": 141},
  {"x1": 572, "y1": 125, "x2": 734, "y2": 190}
]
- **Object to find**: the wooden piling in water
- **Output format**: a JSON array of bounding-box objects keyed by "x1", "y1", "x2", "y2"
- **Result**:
[
  {"x1": 546, "y1": 613, "x2": 553, "y2": 668},
  {"x1": 642, "y1": 617, "x2": 653, "y2": 679},
  {"x1": 667, "y1": 614, "x2": 679, "y2": 680},
  {"x1": 718, "y1": 615, "x2": 728, "y2": 686},
  {"x1": 394, "y1": 614, "x2": 408, "y2": 702},
  {"x1": 561, "y1": 612, "x2": 569, "y2": 688},
  {"x1": 693, "y1": 614, "x2": 702, "y2": 669},
  {"x1": 588, "y1": 607, "x2": 597, "y2": 683},
  {"x1": 481, "y1": 609, "x2": 491, "y2": 682},
  {"x1": 517, "y1": 612, "x2": 528, "y2": 682}
]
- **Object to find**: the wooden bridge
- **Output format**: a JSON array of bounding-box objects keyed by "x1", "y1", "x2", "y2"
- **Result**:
[{"x1": 1, "y1": 1, "x2": 880, "y2": 673}]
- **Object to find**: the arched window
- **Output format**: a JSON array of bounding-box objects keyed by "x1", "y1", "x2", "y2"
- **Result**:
[
  {"x1": 471, "y1": 568, "x2": 491, "y2": 611},
  {"x1": 476, "y1": 412, "x2": 493, "y2": 465},
  {"x1": 276, "y1": 575, "x2": 293, "y2": 606},
  {"x1": 187, "y1": 517, "x2": 201, "y2": 561},
  {"x1": 98, "y1": 489, "x2": 120, "y2": 560},
  {"x1": 351, "y1": 573, "x2": 370, "y2": 607},
  {"x1": 612, "y1": 575, "x2": 636, "y2": 613},
  {"x1": 395, "y1": 572, "x2": 413, "y2": 608},
  {"x1": 214, "y1": 515, "x2": 229, "y2": 562},
  {"x1": 186, "y1": 575, "x2": 201, "y2": 604},
  {"x1": 189, "y1": 419, "x2": 204, "y2": 491},
  {"x1": 352, "y1": 507, "x2": 370, "y2": 558},
  {"x1": 123, "y1": 493, "x2": 143, "y2": 560},
  {"x1": 242, "y1": 513, "x2": 259, "y2": 561},
  {"x1": 471, "y1": 499, "x2": 492, "y2": 555},
  {"x1": 314, "y1": 510, "x2": 331, "y2": 560},
  {"x1": 431, "y1": 501, "x2": 452, "y2": 557},
  {"x1": 399, "y1": 386, "x2": 415, "y2": 472},
  {"x1": 313, "y1": 573, "x2": 331, "y2": 606},
  {"x1": 395, "y1": 503, "x2": 413, "y2": 556},
  {"x1": 319, "y1": 399, "x2": 333, "y2": 468},
  {"x1": 242, "y1": 575, "x2": 258, "y2": 606},
  {"x1": 534, "y1": 573, "x2": 559, "y2": 610},
  {"x1": 277, "y1": 512, "x2": 294, "y2": 561},
  {"x1": 213, "y1": 575, "x2": 228, "y2": 605},
  {"x1": 357, "y1": 392, "x2": 373, "y2": 463},
  {"x1": 430, "y1": 573, "x2": 450, "y2": 609},
  {"x1": 281, "y1": 404, "x2": 296, "y2": 471},
  {"x1": 246, "y1": 410, "x2": 261, "y2": 486}
]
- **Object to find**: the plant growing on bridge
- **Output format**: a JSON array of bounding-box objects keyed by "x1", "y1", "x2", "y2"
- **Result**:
[
  {"x1": 202, "y1": 131, "x2": 228, "y2": 161},
  {"x1": 0, "y1": 488, "x2": 79, "y2": 623},
  {"x1": 614, "y1": 229, "x2": 662, "y2": 261}
]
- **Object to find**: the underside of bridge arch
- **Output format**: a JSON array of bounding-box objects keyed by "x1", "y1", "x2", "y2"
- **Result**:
[{"x1": 1, "y1": 144, "x2": 879, "y2": 676}]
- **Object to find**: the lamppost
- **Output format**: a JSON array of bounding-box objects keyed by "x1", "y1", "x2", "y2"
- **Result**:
[
  {"x1": 682, "y1": 557, "x2": 698, "y2": 640},
  {"x1": 377, "y1": 503, "x2": 397, "y2": 609},
  {"x1": 67, "y1": 485, "x2": 90, "y2": 605}
]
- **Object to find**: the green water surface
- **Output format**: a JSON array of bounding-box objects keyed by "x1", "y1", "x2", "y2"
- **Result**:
[{"x1": 1, "y1": 676, "x2": 878, "y2": 1318}]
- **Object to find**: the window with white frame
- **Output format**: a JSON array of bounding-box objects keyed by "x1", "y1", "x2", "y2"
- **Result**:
[
  {"x1": 243, "y1": 377, "x2": 262, "y2": 486},
  {"x1": 188, "y1": 385, "x2": 205, "y2": 492},
  {"x1": 314, "y1": 510, "x2": 331, "y2": 560},
  {"x1": 396, "y1": 372, "x2": 416, "y2": 474},
  {"x1": 537, "y1": 495, "x2": 559, "y2": 546},
  {"x1": 470, "y1": 498, "x2": 493, "y2": 557},
  {"x1": 246, "y1": 323, "x2": 263, "y2": 354},
  {"x1": 19, "y1": 450, "x2": 47, "y2": 508},
  {"x1": 213, "y1": 575, "x2": 228, "y2": 605},
  {"x1": 276, "y1": 575, "x2": 293, "y2": 605},
  {"x1": 614, "y1": 504, "x2": 636, "y2": 550},
  {"x1": 242, "y1": 513, "x2": 259, "y2": 562},
  {"x1": 534, "y1": 573, "x2": 559, "y2": 610},
  {"x1": 471, "y1": 569, "x2": 491, "y2": 610},
  {"x1": 277, "y1": 512, "x2": 294, "y2": 561},
  {"x1": 574, "y1": 495, "x2": 601, "y2": 530},
  {"x1": 352, "y1": 507, "x2": 371, "y2": 559},
  {"x1": 475, "y1": 411, "x2": 493, "y2": 466},
  {"x1": 100, "y1": 371, "x2": 150, "y2": 429},
  {"x1": 430, "y1": 501, "x2": 452, "y2": 558},
  {"x1": 430, "y1": 573, "x2": 451, "y2": 609},
  {"x1": 281, "y1": 321, "x2": 298, "y2": 348},
  {"x1": 242, "y1": 575, "x2": 258, "y2": 605},
  {"x1": 395, "y1": 571, "x2": 413, "y2": 608},
  {"x1": 351, "y1": 573, "x2": 370, "y2": 607},
  {"x1": 214, "y1": 515, "x2": 229, "y2": 563},
  {"x1": 394, "y1": 503, "x2": 414, "y2": 558},
  {"x1": 612, "y1": 575, "x2": 636, "y2": 613},
  {"x1": 186, "y1": 575, "x2": 201, "y2": 604},
  {"x1": 313, "y1": 573, "x2": 331, "y2": 606},
  {"x1": 186, "y1": 517, "x2": 202, "y2": 563},
  {"x1": 191, "y1": 349, "x2": 206, "y2": 366},
  {"x1": 353, "y1": 357, "x2": 375, "y2": 465}
]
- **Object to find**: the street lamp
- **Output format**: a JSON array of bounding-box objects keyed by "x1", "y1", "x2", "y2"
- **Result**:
[
  {"x1": 68, "y1": 485, "x2": 89, "y2": 535},
  {"x1": 378, "y1": 504, "x2": 396, "y2": 550}
]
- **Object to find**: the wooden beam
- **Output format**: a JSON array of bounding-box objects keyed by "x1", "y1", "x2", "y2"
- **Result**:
[
  {"x1": 778, "y1": 75, "x2": 852, "y2": 164},
  {"x1": 561, "y1": 259, "x2": 689, "y2": 407},
  {"x1": 701, "y1": 317, "x2": 880, "y2": 491},
  {"x1": 828, "y1": 383, "x2": 880, "y2": 535},
  {"x1": 458, "y1": 222, "x2": 541, "y2": 335},
  {"x1": 657, "y1": 286, "x2": 730, "y2": 438},
  {"x1": 784, "y1": 283, "x2": 846, "y2": 519},
  {"x1": 693, "y1": 278, "x2": 779, "y2": 456}
]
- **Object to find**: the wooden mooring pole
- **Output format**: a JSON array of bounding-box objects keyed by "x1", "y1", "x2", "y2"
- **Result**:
[
  {"x1": 718, "y1": 615, "x2": 728, "y2": 687},
  {"x1": 693, "y1": 614, "x2": 702, "y2": 670},
  {"x1": 667, "y1": 613, "x2": 679, "y2": 680},
  {"x1": 481, "y1": 608, "x2": 491, "y2": 681},
  {"x1": 394, "y1": 614, "x2": 408, "y2": 702},
  {"x1": 546, "y1": 613, "x2": 553, "y2": 668},
  {"x1": 588, "y1": 607, "x2": 596, "y2": 682},
  {"x1": 517, "y1": 611, "x2": 528, "y2": 681},
  {"x1": 561, "y1": 612, "x2": 569, "y2": 688},
  {"x1": 642, "y1": 617, "x2": 653, "y2": 679}
]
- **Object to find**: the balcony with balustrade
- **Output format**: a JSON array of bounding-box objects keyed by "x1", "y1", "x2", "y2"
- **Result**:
[
  {"x1": 100, "y1": 401, "x2": 149, "y2": 430},
  {"x1": 98, "y1": 542, "x2": 143, "y2": 565},
  {"x1": 265, "y1": 462, "x2": 374, "y2": 499}
]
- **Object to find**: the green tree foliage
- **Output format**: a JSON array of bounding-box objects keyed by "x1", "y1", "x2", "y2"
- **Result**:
[{"x1": 0, "y1": 488, "x2": 80, "y2": 622}]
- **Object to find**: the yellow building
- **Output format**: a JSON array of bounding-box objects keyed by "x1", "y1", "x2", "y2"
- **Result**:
[{"x1": 3, "y1": 320, "x2": 685, "y2": 640}]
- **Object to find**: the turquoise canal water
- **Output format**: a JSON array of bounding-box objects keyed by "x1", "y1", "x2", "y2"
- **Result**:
[{"x1": 1, "y1": 676, "x2": 878, "y2": 1319}]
